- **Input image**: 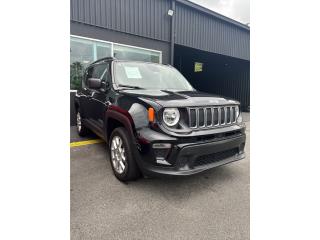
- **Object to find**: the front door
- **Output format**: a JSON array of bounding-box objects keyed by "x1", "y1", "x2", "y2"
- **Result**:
[
  {"x1": 80, "y1": 66, "x2": 94, "y2": 122},
  {"x1": 88, "y1": 62, "x2": 112, "y2": 134}
]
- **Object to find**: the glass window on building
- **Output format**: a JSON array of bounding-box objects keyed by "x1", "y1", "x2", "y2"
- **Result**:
[
  {"x1": 70, "y1": 36, "x2": 161, "y2": 90},
  {"x1": 70, "y1": 37, "x2": 111, "y2": 89},
  {"x1": 113, "y1": 44, "x2": 161, "y2": 63}
]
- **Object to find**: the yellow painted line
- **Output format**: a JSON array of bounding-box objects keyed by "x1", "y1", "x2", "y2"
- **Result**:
[{"x1": 70, "y1": 139, "x2": 104, "y2": 148}]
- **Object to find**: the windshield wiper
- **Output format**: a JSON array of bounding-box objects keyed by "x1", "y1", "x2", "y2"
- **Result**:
[{"x1": 117, "y1": 84, "x2": 144, "y2": 89}]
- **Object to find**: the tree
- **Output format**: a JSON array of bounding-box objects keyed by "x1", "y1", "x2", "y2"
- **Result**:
[{"x1": 70, "y1": 61, "x2": 84, "y2": 90}]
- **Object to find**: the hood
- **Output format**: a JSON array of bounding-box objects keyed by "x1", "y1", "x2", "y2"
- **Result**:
[{"x1": 119, "y1": 89, "x2": 239, "y2": 108}]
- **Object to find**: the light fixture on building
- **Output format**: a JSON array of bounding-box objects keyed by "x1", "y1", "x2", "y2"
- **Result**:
[{"x1": 167, "y1": 9, "x2": 174, "y2": 16}]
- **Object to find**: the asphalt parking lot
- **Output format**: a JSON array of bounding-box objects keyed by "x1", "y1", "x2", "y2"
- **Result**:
[{"x1": 71, "y1": 113, "x2": 250, "y2": 240}]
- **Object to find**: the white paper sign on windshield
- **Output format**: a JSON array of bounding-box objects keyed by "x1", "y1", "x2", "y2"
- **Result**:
[{"x1": 124, "y1": 67, "x2": 142, "y2": 79}]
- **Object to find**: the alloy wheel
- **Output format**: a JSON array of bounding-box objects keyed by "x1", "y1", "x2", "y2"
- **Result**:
[{"x1": 111, "y1": 135, "x2": 127, "y2": 174}]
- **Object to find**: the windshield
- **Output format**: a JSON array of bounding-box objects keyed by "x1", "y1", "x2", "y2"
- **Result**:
[{"x1": 114, "y1": 61, "x2": 194, "y2": 91}]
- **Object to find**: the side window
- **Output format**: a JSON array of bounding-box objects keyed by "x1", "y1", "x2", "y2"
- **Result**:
[
  {"x1": 92, "y1": 64, "x2": 107, "y2": 79},
  {"x1": 84, "y1": 64, "x2": 107, "y2": 88}
]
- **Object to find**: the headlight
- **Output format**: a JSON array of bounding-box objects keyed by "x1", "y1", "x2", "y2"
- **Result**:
[
  {"x1": 163, "y1": 108, "x2": 180, "y2": 127},
  {"x1": 235, "y1": 106, "x2": 242, "y2": 123}
]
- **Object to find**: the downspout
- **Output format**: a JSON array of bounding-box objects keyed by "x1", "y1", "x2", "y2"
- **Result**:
[{"x1": 170, "y1": 0, "x2": 176, "y2": 65}]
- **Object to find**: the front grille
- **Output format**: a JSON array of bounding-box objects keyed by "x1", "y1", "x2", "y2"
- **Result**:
[
  {"x1": 188, "y1": 106, "x2": 237, "y2": 129},
  {"x1": 194, "y1": 148, "x2": 238, "y2": 167}
]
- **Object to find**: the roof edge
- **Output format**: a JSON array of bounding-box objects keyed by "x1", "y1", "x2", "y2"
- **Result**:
[{"x1": 176, "y1": 0, "x2": 250, "y2": 31}]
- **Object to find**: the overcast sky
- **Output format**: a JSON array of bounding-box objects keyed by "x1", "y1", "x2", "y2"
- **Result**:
[{"x1": 189, "y1": 0, "x2": 250, "y2": 24}]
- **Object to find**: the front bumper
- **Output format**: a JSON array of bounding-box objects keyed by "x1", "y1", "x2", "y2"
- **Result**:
[{"x1": 134, "y1": 126, "x2": 246, "y2": 177}]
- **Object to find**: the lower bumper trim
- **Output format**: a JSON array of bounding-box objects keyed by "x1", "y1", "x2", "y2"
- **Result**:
[{"x1": 141, "y1": 152, "x2": 245, "y2": 177}]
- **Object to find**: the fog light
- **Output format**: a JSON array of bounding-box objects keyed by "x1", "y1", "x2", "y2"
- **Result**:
[
  {"x1": 153, "y1": 143, "x2": 172, "y2": 165},
  {"x1": 156, "y1": 159, "x2": 171, "y2": 165}
]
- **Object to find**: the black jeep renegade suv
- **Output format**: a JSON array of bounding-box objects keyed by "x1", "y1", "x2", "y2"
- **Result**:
[{"x1": 74, "y1": 57, "x2": 246, "y2": 181}]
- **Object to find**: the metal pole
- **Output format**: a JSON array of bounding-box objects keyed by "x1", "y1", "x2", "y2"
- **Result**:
[{"x1": 170, "y1": 0, "x2": 176, "y2": 65}]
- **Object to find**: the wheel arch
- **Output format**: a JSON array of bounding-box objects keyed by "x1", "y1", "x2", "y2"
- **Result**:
[{"x1": 105, "y1": 107, "x2": 136, "y2": 144}]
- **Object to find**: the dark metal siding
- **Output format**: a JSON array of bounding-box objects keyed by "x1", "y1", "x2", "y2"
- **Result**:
[
  {"x1": 70, "y1": 0, "x2": 250, "y2": 60},
  {"x1": 174, "y1": 45, "x2": 250, "y2": 110},
  {"x1": 71, "y1": 0, "x2": 172, "y2": 42},
  {"x1": 214, "y1": 64, "x2": 250, "y2": 111},
  {"x1": 175, "y1": 3, "x2": 249, "y2": 60}
]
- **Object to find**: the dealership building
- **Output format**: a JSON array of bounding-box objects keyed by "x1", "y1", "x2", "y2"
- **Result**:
[{"x1": 70, "y1": 0, "x2": 250, "y2": 125}]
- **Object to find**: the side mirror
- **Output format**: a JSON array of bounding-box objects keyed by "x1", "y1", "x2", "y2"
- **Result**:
[{"x1": 87, "y1": 78, "x2": 102, "y2": 89}]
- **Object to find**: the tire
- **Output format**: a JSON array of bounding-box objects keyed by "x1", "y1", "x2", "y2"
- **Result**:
[
  {"x1": 76, "y1": 109, "x2": 90, "y2": 137},
  {"x1": 109, "y1": 127, "x2": 140, "y2": 181}
]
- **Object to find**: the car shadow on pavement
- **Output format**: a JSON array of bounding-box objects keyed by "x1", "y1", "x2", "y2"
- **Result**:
[
  {"x1": 137, "y1": 167, "x2": 238, "y2": 195},
  {"x1": 71, "y1": 120, "x2": 248, "y2": 202},
  {"x1": 82, "y1": 141, "x2": 243, "y2": 200},
  {"x1": 105, "y1": 145, "x2": 243, "y2": 201}
]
